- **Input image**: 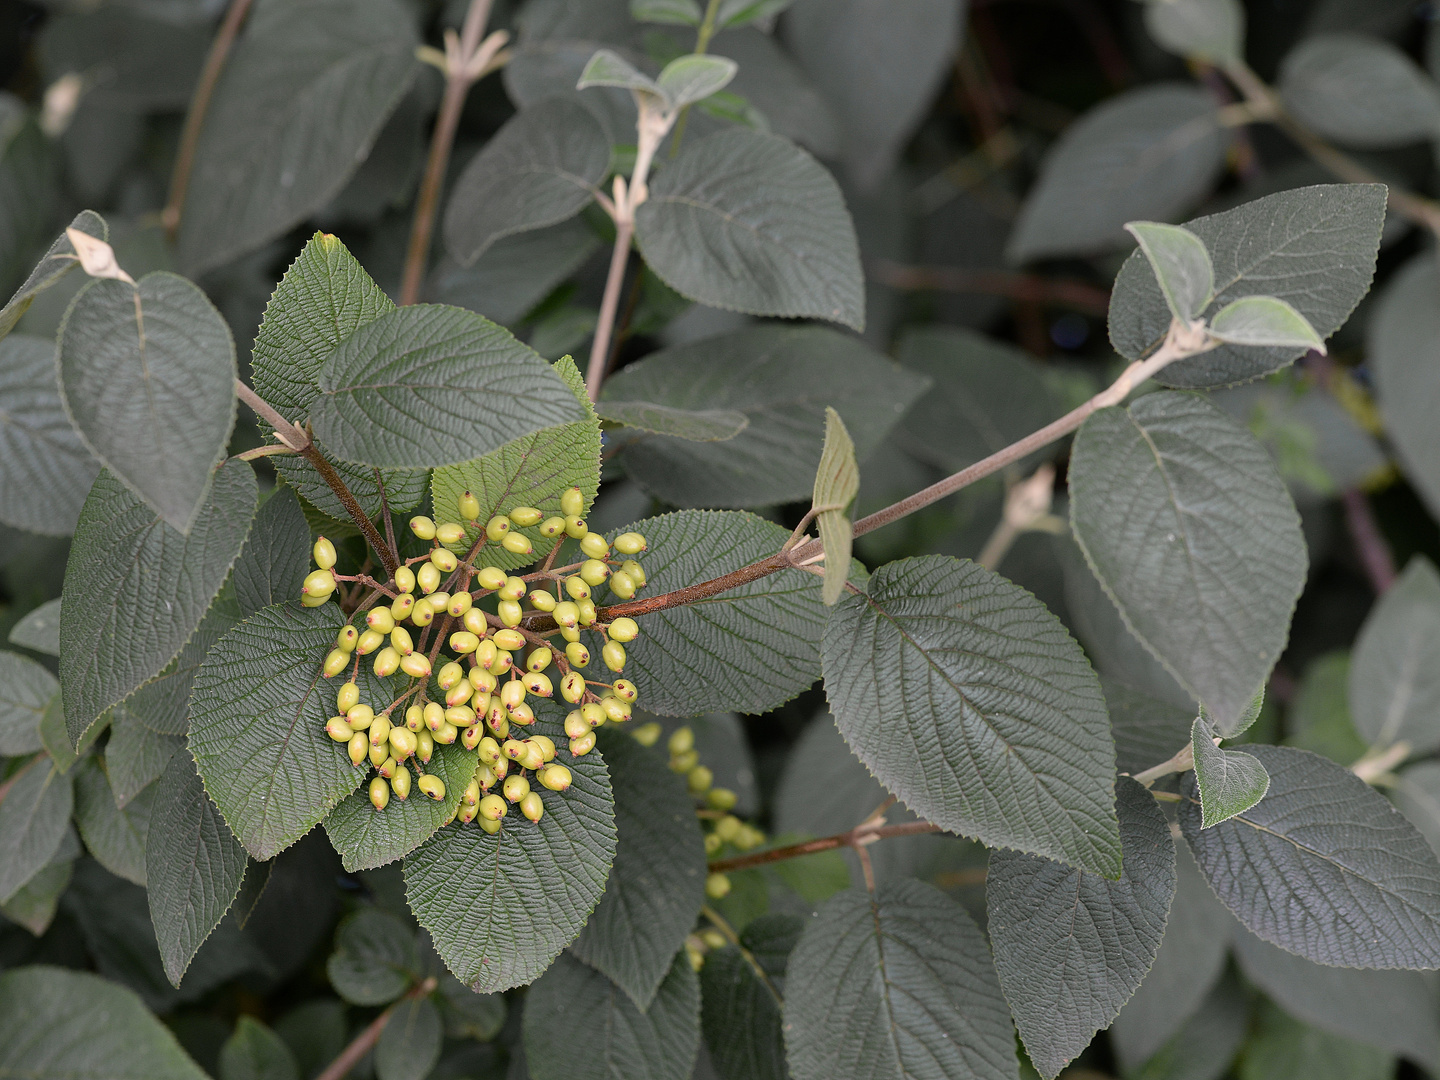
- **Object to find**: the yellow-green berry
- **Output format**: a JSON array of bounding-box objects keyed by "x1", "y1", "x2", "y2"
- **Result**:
[
  {"x1": 373, "y1": 647, "x2": 401, "y2": 677},
  {"x1": 600, "y1": 696, "x2": 631, "y2": 723},
  {"x1": 338, "y1": 682, "x2": 360, "y2": 713},
  {"x1": 418, "y1": 774, "x2": 445, "y2": 801},
  {"x1": 581, "y1": 702, "x2": 607, "y2": 729},
  {"x1": 492, "y1": 628, "x2": 525, "y2": 651},
  {"x1": 621, "y1": 560, "x2": 646, "y2": 587},
  {"x1": 347, "y1": 704, "x2": 375, "y2": 730},
  {"x1": 303, "y1": 569, "x2": 337, "y2": 598},
  {"x1": 608, "y1": 617, "x2": 639, "y2": 643},
  {"x1": 564, "y1": 515, "x2": 588, "y2": 538},
  {"x1": 707, "y1": 787, "x2": 737, "y2": 810},
  {"x1": 400, "y1": 652, "x2": 432, "y2": 679},
  {"x1": 539, "y1": 764, "x2": 572, "y2": 791},
  {"x1": 614, "y1": 532, "x2": 647, "y2": 555},
  {"x1": 561, "y1": 487, "x2": 585, "y2": 517},
  {"x1": 313, "y1": 536, "x2": 337, "y2": 569},
  {"x1": 539, "y1": 516, "x2": 566, "y2": 537},
  {"x1": 463, "y1": 608, "x2": 488, "y2": 636},
  {"x1": 433, "y1": 721, "x2": 458, "y2": 745},
  {"x1": 476, "y1": 566, "x2": 507, "y2": 591},
  {"x1": 348, "y1": 731, "x2": 368, "y2": 766},
  {"x1": 390, "y1": 594, "x2": 415, "y2": 621},
  {"x1": 416, "y1": 563, "x2": 441, "y2": 594},
  {"x1": 580, "y1": 533, "x2": 609, "y2": 560},
  {"x1": 369, "y1": 715, "x2": 393, "y2": 748},
  {"x1": 485, "y1": 515, "x2": 510, "y2": 541},
  {"x1": 394, "y1": 566, "x2": 416, "y2": 594},
  {"x1": 391, "y1": 626, "x2": 414, "y2": 655},
  {"x1": 522, "y1": 671, "x2": 553, "y2": 698},
  {"x1": 448, "y1": 591, "x2": 472, "y2": 617},
  {"x1": 498, "y1": 599, "x2": 523, "y2": 627},
  {"x1": 390, "y1": 727, "x2": 417, "y2": 759},
  {"x1": 430, "y1": 548, "x2": 458, "y2": 573},
  {"x1": 705, "y1": 873, "x2": 731, "y2": 899},
  {"x1": 323, "y1": 649, "x2": 349, "y2": 677},
  {"x1": 449, "y1": 631, "x2": 480, "y2": 654},
  {"x1": 688, "y1": 766, "x2": 713, "y2": 793},
  {"x1": 336, "y1": 625, "x2": 359, "y2": 652},
  {"x1": 631, "y1": 722, "x2": 662, "y2": 747},
  {"x1": 564, "y1": 576, "x2": 590, "y2": 601},
  {"x1": 391, "y1": 767, "x2": 412, "y2": 800},
  {"x1": 569, "y1": 732, "x2": 597, "y2": 756},
  {"x1": 519, "y1": 791, "x2": 544, "y2": 822},
  {"x1": 325, "y1": 716, "x2": 353, "y2": 742},
  {"x1": 369, "y1": 776, "x2": 390, "y2": 810},
  {"x1": 436, "y1": 522, "x2": 466, "y2": 546},
  {"x1": 410, "y1": 516, "x2": 437, "y2": 540},
  {"x1": 301, "y1": 593, "x2": 329, "y2": 608},
  {"x1": 508, "y1": 506, "x2": 542, "y2": 527},
  {"x1": 612, "y1": 679, "x2": 637, "y2": 703},
  {"x1": 608, "y1": 570, "x2": 636, "y2": 599},
  {"x1": 479, "y1": 793, "x2": 506, "y2": 820},
  {"x1": 602, "y1": 641, "x2": 626, "y2": 672},
  {"x1": 560, "y1": 671, "x2": 586, "y2": 704},
  {"x1": 406, "y1": 704, "x2": 424, "y2": 732},
  {"x1": 553, "y1": 601, "x2": 580, "y2": 629},
  {"x1": 459, "y1": 491, "x2": 481, "y2": 520},
  {"x1": 577, "y1": 599, "x2": 597, "y2": 626},
  {"x1": 503, "y1": 774, "x2": 530, "y2": 803},
  {"x1": 579, "y1": 559, "x2": 609, "y2": 587},
  {"x1": 501, "y1": 532, "x2": 532, "y2": 556},
  {"x1": 528, "y1": 589, "x2": 557, "y2": 612}
]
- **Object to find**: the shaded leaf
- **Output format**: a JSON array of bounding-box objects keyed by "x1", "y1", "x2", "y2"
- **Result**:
[
  {"x1": 1280, "y1": 33, "x2": 1440, "y2": 149},
  {"x1": 1191, "y1": 718, "x2": 1269, "y2": 828},
  {"x1": 327, "y1": 908, "x2": 419, "y2": 1005},
  {"x1": 234, "y1": 488, "x2": 311, "y2": 618},
  {"x1": 0, "y1": 209, "x2": 106, "y2": 341},
  {"x1": 0, "y1": 759, "x2": 73, "y2": 903},
  {"x1": 633, "y1": 0, "x2": 702, "y2": 25},
  {"x1": 219, "y1": 1018, "x2": 300, "y2": 1080},
  {"x1": 595, "y1": 400, "x2": 748, "y2": 442},
  {"x1": 375, "y1": 995, "x2": 442, "y2": 1080},
  {"x1": 701, "y1": 946, "x2": 785, "y2": 1080},
  {"x1": 1102, "y1": 676, "x2": 1195, "y2": 777},
  {"x1": 657, "y1": 54, "x2": 738, "y2": 109},
  {"x1": 1239, "y1": 1000, "x2": 1393, "y2": 1080},
  {"x1": 578, "y1": 48, "x2": 660, "y2": 96},
  {"x1": 1285, "y1": 652, "x2": 1367, "y2": 765},
  {"x1": 0, "y1": 842, "x2": 74, "y2": 936},
  {"x1": 1126, "y1": 222, "x2": 1214, "y2": 323},
  {"x1": 0, "y1": 650, "x2": 55, "y2": 755},
  {"x1": 72, "y1": 756, "x2": 151, "y2": 885},
  {"x1": 1144, "y1": 0, "x2": 1245, "y2": 64},
  {"x1": 1120, "y1": 971, "x2": 1248, "y2": 1080},
  {"x1": 1349, "y1": 556, "x2": 1440, "y2": 755},
  {"x1": 9, "y1": 596, "x2": 60, "y2": 655},
  {"x1": 428, "y1": 218, "x2": 602, "y2": 327}
]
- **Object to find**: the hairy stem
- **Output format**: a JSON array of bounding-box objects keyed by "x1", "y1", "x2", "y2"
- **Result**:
[
  {"x1": 585, "y1": 218, "x2": 634, "y2": 401},
  {"x1": 1131, "y1": 743, "x2": 1195, "y2": 788},
  {"x1": 235, "y1": 380, "x2": 309, "y2": 452},
  {"x1": 315, "y1": 977, "x2": 438, "y2": 1080},
  {"x1": 708, "y1": 820, "x2": 942, "y2": 874}
]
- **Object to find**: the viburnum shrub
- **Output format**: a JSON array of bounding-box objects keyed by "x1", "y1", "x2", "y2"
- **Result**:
[{"x1": 7, "y1": 0, "x2": 1440, "y2": 1079}]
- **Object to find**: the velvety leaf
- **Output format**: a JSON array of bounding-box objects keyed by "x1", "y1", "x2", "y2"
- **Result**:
[
  {"x1": 634, "y1": 128, "x2": 864, "y2": 329},
  {"x1": 0, "y1": 649, "x2": 55, "y2": 754},
  {"x1": 525, "y1": 952, "x2": 699, "y2": 1080},
  {"x1": 234, "y1": 488, "x2": 311, "y2": 618},
  {"x1": 311, "y1": 304, "x2": 586, "y2": 469},
  {"x1": 657, "y1": 54, "x2": 738, "y2": 109},
  {"x1": 375, "y1": 995, "x2": 442, "y2": 1080},
  {"x1": 1144, "y1": 0, "x2": 1245, "y2": 64},
  {"x1": 1280, "y1": 33, "x2": 1440, "y2": 148},
  {"x1": 813, "y1": 406, "x2": 859, "y2": 606},
  {"x1": 607, "y1": 325, "x2": 927, "y2": 507},
  {"x1": 1120, "y1": 971, "x2": 1248, "y2": 1080},
  {"x1": 177, "y1": 0, "x2": 419, "y2": 273},
  {"x1": 1180, "y1": 744, "x2": 1440, "y2": 968},
  {"x1": 146, "y1": 749, "x2": 249, "y2": 987},
  {"x1": 40, "y1": 692, "x2": 101, "y2": 772},
  {"x1": 73, "y1": 756, "x2": 152, "y2": 885},
  {"x1": 1285, "y1": 652, "x2": 1367, "y2": 765},
  {"x1": 594, "y1": 400, "x2": 748, "y2": 442},
  {"x1": 9, "y1": 596, "x2": 60, "y2": 655},
  {"x1": 59, "y1": 459, "x2": 257, "y2": 746},
  {"x1": 1191, "y1": 718, "x2": 1269, "y2": 828},
  {"x1": 1126, "y1": 222, "x2": 1214, "y2": 323},
  {"x1": 105, "y1": 714, "x2": 183, "y2": 808},
  {"x1": 1110, "y1": 183, "x2": 1386, "y2": 387},
  {"x1": 823, "y1": 555, "x2": 1122, "y2": 877},
  {"x1": 1068, "y1": 391, "x2": 1306, "y2": 734},
  {"x1": 403, "y1": 705, "x2": 617, "y2": 992},
  {"x1": 0, "y1": 966, "x2": 210, "y2": 1080},
  {"x1": 784, "y1": 879, "x2": 1017, "y2": 1080},
  {"x1": 428, "y1": 218, "x2": 602, "y2": 327},
  {"x1": 443, "y1": 98, "x2": 608, "y2": 264},
  {"x1": 1348, "y1": 556, "x2": 1440, "y2": 755},
  {"x1": 987, "y1": 778, "x2": 1176, "y2": 1078},
  {"x1": 1239, "y1": 1000, "x2": 1393, "y2": 1080},
  {"x1": 1102, "y1": 677, "x2": 1195, "y2": 777},
  {"x1": 1007, "y1": 85, "x2": 1225, "y2": 263},
  {"x1": 0, "y1": 759, "x2": 72, "y2": 902},
  {"x1": 0, "y1": 841, "x2": 74, "y2": 936},
  {"x1": 0, "y1": 333, "x2": 98, "y2": 535},
  {"x1": 701, "y1": 946, "x2": 785, "y2": 1080},
  {"x1": 327, "y1": 908, "x2": 419, "y2": 1005},
  {"x1": 578, "y1": 48, "x2": 659, "y2": 96},
  {"x1": 219, "y1": 1018, "x2": 300, "y2": 1080},
  {"x1": 571, "y1": 732, "x2": 707, "y2": 1009},
  {"x1": 1207, "y1": 295, "x2": 1325, "y2": 350},
  {"x1": 0, "y1": 210, "x2": 106, "y2": 341},
  {"x1": 189, "y1": 601, "x2": 394, "y2": 859}
]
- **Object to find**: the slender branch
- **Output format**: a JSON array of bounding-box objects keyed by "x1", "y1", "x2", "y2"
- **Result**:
[
  {"x1": 315, "y1": 978, "x2": 437, "y2": 1080},
  {"x1": 868, "y1": 259, "x2": 1111, "y2": 316},
  {"x1": 701, "y1": 904, "x2": 781, "y2": 1005},
  {"x1": 163, "y1": 0, "x2": 256, "y2": 237},
  {"x1": 375, "y1": 468, "x2": 401, "y2": 572},
  {"x1": 708, "y1": 820, "x2": 942, "y2": 874},
  {"x1": 1131, "y1": 743, "x2": 1194, "y2": 788},
  {"x1": 1342, "y1": 488, "x2": 1397, "y2": 594},
  {"x1": 585, "y1": 219, "x2": 634, "y2": 401},
  {"x1": 235, "y1": 380, "x2": 309, "y2": 452}
]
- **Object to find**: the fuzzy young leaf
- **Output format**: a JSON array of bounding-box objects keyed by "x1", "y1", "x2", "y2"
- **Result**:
[
  {"x1": 0, "y1": 650, "x2": 55, "y2": 755},
  {"x1": 1191, "y1": 718, "x2": 1269, "y2": 828},
  {"x1": 327, "y1": 908, "x2": 419, "y2": 1005},
  {"x1": 1069, "y1": 391, "x2": 1306, "y2": 735},
  {"x1": 9, "y1": 597, "x2": 60, "y2": 656},
  {"x1": 813, "y1": 407, "x2": 858, "y2": 606},
  {"x1": 233, "y1": 488, "x2": 311, "y2": 618},
  {"x1": 1143, "y1": 0, "x2": 1245, "y2": 64},
  {"x1": 657, "y1": 54, "x2": 738, "y2": 109},
  {"x1": 1125, "y1": 221, "x2": 1214, "y2": 323},
  {"x1": 631, "y1": 0, "x2": 702, "y2": 25},
  {"x1": 311, "y1": 304, "x2": 585, "y2": 470},
  {"x1": 72, "y1": 756, "x2": 151, "y2": 885},
  {"x1": 177, "y1": 0, "x2": 419, "y2": 273},
  {"x1": 634, "y1": 129, "x2": 864, "y2": 329},
  {"x1": 1181, "y1": 744, "x2": 1440, "y2": 968},
  {"x1": 1349, "y1": 556, "x2": 1440, "y2": 755},
  {"x1": 525, "y1": 952, "x2": 700, "y2": 1080},
  {"x1": 785, "y1": 879, "x2": 1017, "y2": 1080},
  {"x1": 1208, "y1": 295, "x2": 1326, "y2": 350},
  {"x1": 375, "y1": 995, "x2": 441, "y2": 1080},
  {"x1": 220, "y1": 1018, "x2": 300, "y2": 1080},
  {"x1": 578, "y1": 49, "x2": 660, "y2": 96},
  {"x1": 594, "y1": 400, "x2": 748, "y2": 442},
  {"x1": 59, "y1": 459, "x2": 256, "y2": 747},
  {"x1": 990, "y1": 778, "x2": 1175, "y2": 1078},
  {"x1": 571, "y1": 732, "x2": 707, "y2": 1009},
  {"x1": 443, "y1": 99, "x2": 609, "y2": 265},
  {"x1": 0, "y1": 333, "x2": 98, "y2": 535},
  {"x1": 0, "y1": 209, "x2": 106, "y2": 341},
  {"x1": 0, "y1": 759, "x2": 72, "y2": 903},
  {"x1": 1110, "y1": 183, "x2": 1386, "y2": 387},
  {"x1": 58, "y1": 272, "x2": 237, "y2": 531},
  {"x1": 1279, "y1": 33, "x2": 1440, "y2": 149},
  {"x1": 823, "y1": 555, "x2": 1122, "y2": 877}
]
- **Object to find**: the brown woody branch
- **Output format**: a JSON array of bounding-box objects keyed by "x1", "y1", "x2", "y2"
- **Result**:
[
  {"x1": 314, "y1": 977, "x2": 438, "y2": 1080},
  {"x1": 708, "y1": 820, "x2": 942, "y2": 874}
]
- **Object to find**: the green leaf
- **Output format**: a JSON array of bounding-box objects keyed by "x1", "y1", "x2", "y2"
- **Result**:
[
  {"x1": 10, "y1": 596, "x2": 60, "y2": 655},
  {"x1": 0, "y1": 210, "x2": 106, "y2": 341},
  {"x1": 430, "y1": 355, "x2": 599, "y2": 573},
  {"x1": 524, "y1": 952, "x2": 700, "y2": 1080},
  {"x1": 813, "y1": 406, "x2": 858, "y2": 607},
  {"x1": 1208, "y1": 295, "x2": 1326, "y2": 350},
  {"x1": 1068, "y1": 391, "x2": 1306, "y2": 735},
  {"x1": 634, "y1": 128, "x2": 864, "y2": 330},
  {"x1": 605, "y1": 511, "x2": 834, "y2": 716},
  {"x1": 1348, "y1": 556, "x2": 1440, "y2": 755},
  {"x1": 571, "y1": 732, "x2": 707, "y2": 1009},
  {"x1": 1181, "y1": 744, "x2": 1440, "y2": 968},
  {"x1": 0, "y1": 759, "x2": 73, "y2": 903},
  {"x1": 0, "y1": 105, "x2": 57, "y2": 311},
  {"x1": 73, "y1": 756, "x2": 152, "y2": 885},
  {"x1": 107, "y1": 712, "x2": 184, "y2": 808},
  {"x1": 1102, "y1": 677, "x2": 1195, "y2": 776},
  {"x1": 38, "y1": 8, "x2": 207, "y2": 110},
  {"x1": 403, "y1": 704, "x2": 617, "y2": 992},
  {"x1": 1190, "y1": 718, "x2": 1269, "y2": 828},
  {"x1": 323, "y1": 740, "x2": 479, "y2": 872},
  {"x1": 443, "y1": 99, "x2": 609, "y2": 265},
  {"x1": 1007, "y1": 85, "x2": 1225, "y2": 263},
  {"x1": 1279, "y1": 33, "x2": 1440, "y2": 149},
  {"x1": 1110, "y1": 183, "x2": 1386, "y2": 387},
  {"x1": 219, "y1": 1018, "x2": 300, "y2": 1080},
  {"x1": 1121, "y1": 971, "x2": 1249, "y2": 1080},
  {"x1": 1285, "y1": 652, "x2": 1367, "y2": 765},
  {"x1": 1372, "y1": 254, "x2": 1440, "y2": 518},
  {"x1": 191, "y1": 602, "x2": 398, "y2": 859},
  {"x1": 435, "y1": 975, "x2": 506, "y2": 1040},
  {"x1": 986, "y1": 777, "x2": 1176, "y2": 1079},
  {"x1": 631, "y1": 0, "x2": 703, "y2": 25},
  {"x1": 718, "y1": 0, "x2": 797, "y2": 29},
  {"x1": 0, "y1": 966, "x2": 210, "y2": 1080},
  {"x1": 606, "y1": 325, "x2": 927, "y2": 507},
  {"x1": 0, "y1": 333, "x2": 99, "y2": 535},
  {"x1": 578, "y1": 48, "x2": 661, "y2": 96},
  {"x1": 431, "y1": 219, "x2": 602, "y2": 328},
  {"x1": 57, "y1": 272, "x2": 237, "y2": 531},
  {"x1": 59, "y1": 459, "x2": 257, "y2": 746},
  {"x1": 658, "y1": 54, "x2": 738, "y2": 109},
  {"x1": 701, "y1": 945, "x2": 785, "y2": 1080},
  {"x1": 1125, "y1": 222, "x2": 1214, "y2": 323},
  {"x1": 145, "y1": 749, "x2": 249, "y2": 987},
  {"x1": 1143, "y1": 0, "x2": 1245, "y2": 64},
  {"x1": 234, "y1": 488, "x2": 311, "y2": 618},
  {"x1": 711, "y1": 27, "x2": 840, "y2": 156},
  {"x1": 177, "y1": 0, "x2": 419, "y2": 274},
  {"x1": 311, "y1": 304, "x2": 586, "y2": 469},
  {"x1": 375, "y1": 995, "x2": 442, "y2": 1080},
  {"x1": 0, "y1": 650, "x2": 55, "y2": 754},
  {"x1": 0, "y1": 841, "x2": 74, "y2": 936},
  {"x1": 40, "y1": 692, "x2": 103, "y2": 772},
  {"x1": 327, "y1": 908, "x2": 419, "y2": 1005},
  {"x1": 1239, "y1": 1000, "x2": 1393, "y2": 1080},
  {"x1": 595, "y1": 400, "x2": 748, "y2": 442},
  {"x1": 823, "y1": 555, "x2": 1122, "y2": 877},
  {"x1": 785, "y1": 879, "x2": 1017, "y2": 1080}
]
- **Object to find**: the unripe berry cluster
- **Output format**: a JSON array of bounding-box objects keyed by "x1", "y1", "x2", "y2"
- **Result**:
[{"x1": 303, "y1": 487, "x2": 651, "y2": 834}]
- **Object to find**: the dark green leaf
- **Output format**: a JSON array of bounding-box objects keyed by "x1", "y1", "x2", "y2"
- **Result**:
[
  {"x1": 73, "y1": 755, "x2": 152, "y2": 885},
  {"x1": 1349, "y1": 556, "x2": 1440, "y2": 755},
  {"x1": 0, "y1": 759, "x2": 73, "y2": 902},
  {"x1": 1191, "y1": 718, "x2": 1269, "y2": 828},
  {"x1": 1102, "y1": 677, "x2": 1195, "y2": 777},
  {"x1": 634, "y1": 128, "x2": 864, "y2": 330},
  {"x1": 1279, "y1": 33, "x2": 1440, "y2": 149},
  {"x1": 1393, "y1": 761, "x2": 1440, "y2": 857},
  {"x1": 595, "y1": 400, "x2": 748, "y2": 442},
  {"x1": 40, "y1": 691, "x2": 102, "y2": 772},
  {"x1": 0, "y1": 107, "x2": 57, "y2": 306},
  {"x1": 1372, "y1": 253, "x2": 1440, "y2": 518},
  {"x1": 219, "y1": 1018, "x2": 300, "y2": 1080},
  {"x1": 375, "y1": 995, "x2": 442, "y2": 1080},
  {"x1": 146, "y1": 749, "x2": 249, "y2": 987},
  {"x1": 785, "y1": 879, "x2": 1017, "y2": 1080},
  {"x1": 571, "y1": 732, "x2": 707, "y2": 1009},
  {"x1": 0, "y1": 333, "x2": 98, "y2": 535},
  {"x1": 987, "y1": 777, "x2": 1176, "y2": 1078},
  {"x1": 274, "y1": 1001, "x2": 349, "y2": 1078},
  {"x1": 311, "y1": 304, "x2": 586, "y2": 469},
  {"x1": 701, "y1": 947, "x2": 784, "y2": 1080},
  {"x1": 607, "y1": 325, "x2": 927, "y2": 507},
  {"x1": 444, "y1": 99, "x2": 608, "y2": 265},
  {"x1": 1110, "y1": 184, "x2": 1386, "y2": 387},
  {"x1": 711, "y1": 28, "x2": 840, "y2": 156},
  {"x1": 1239, "y1": 1000, "x2": 1393, "y2": 1080},
  {"x1": 59, "y1": 459, "x2": 256, "y2": 746},
  {"x1": 823, "y1": 555, "x2": 1122, "y2": 877},
  {"x1": 0, "y1": 966, "x2": 210, "y2": 1080},
  {"x1": 58, "y1": 273, "x2": 236, "y2": 531},
  {"x1": 9, "y1": 596, "x2": 60, "y2": 655},
  {"x1": 524, "y1": 952, "x2": 700, "y2": 1080},
  {"x1": 1285, "y1": 652, "x2": 1367, "y2": 765},
  {"x1": 38, "y1": 9, "x2": 207, "y2": 110},
  {"x1": 1181, "y1": 744, "x2": 1440, "y2": 968},
  {"x1": 327, "y1": 908, "x2": 419, "y2": 1005},
  {"x1": 0, "y1": 841, "x2": 74, "y2": 935},
  {"x1": 632, "y1": 0, "x2": 702, "y2": 25},
  {"x1": 657, "y1": 54, "x2": 738, "y2": 109},
  {"x1": 1121, "y1": 971, "x2": 1248, "y2": 1080},
  {"x1": 177, "y1": 0, "x2": 419, "y2": 273},
  {"x1": 234, "y1": 488, "x2": 312, "y2": 618},
  {"x1": 1069, "y1": 391, "x2": 1306, "y2": 734},
  {"x1": 429, "y1": 218, "x2": 602, "y2": 327},
  {"x1": 189, "y1": 601, "x2": 391, "y2": 859},
  {"x1": 0, "y1": 650, "x2": 55, "y2": 754},
  {"x1": 0, "y1": 210, "x2": 106, "y2": 341},
  {"x1": 436, "y1": 975, "x2": 507, "y2": 1040}
]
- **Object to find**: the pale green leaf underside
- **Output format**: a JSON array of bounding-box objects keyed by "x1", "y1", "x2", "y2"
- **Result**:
[
  {"x1": 1208, "y1": 295, "x2": 1325, "y2": 350},
  {"x1": 1279, "y1": 33, "x2": 1440, "y2": 150},
  {"x1": 0, "y1": 209, "x2": 106, "y2": 342},
  {"x1": 658, "y1": 54, "x2": 738, "y2": 109},
  {"x1": 814, "y1": 406, "x2": 859, "y2": 607},
  {"x1": 1143, "y1": 0, "x2": 1244, "y2": 64},
  {"x1": 1125, "y1": 220, "x2": 1213, "y2": 323},
  {"x1": 9, "y1": 597, "x2": 61, "y2": 655},
  {"x1": 1191, "y1": 718, "x2": 1269, "y2": 828}
]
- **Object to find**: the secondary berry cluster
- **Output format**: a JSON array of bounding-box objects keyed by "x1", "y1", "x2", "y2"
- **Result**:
[{"x1": 300, "y1": 486, "x2": 650, "y2": 834}]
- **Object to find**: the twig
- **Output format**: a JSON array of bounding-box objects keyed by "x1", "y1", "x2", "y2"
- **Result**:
[
  {"x1": 315, "y1": 977, "x2": 438, "y2": 1080},
  {"x1": 707, "y1": 820, "x2": 942, "y2": 874},
  {"x1": 163, "y1": 0, "x2": 256, "y2": 237},
  {"x1": 1341, "y1": 489, "x2": 1397, "y2": 594},
  {"x1": 1131, "y1": 743, "x2": 1195, "y2": 788},
  {"x1": 868, "y1": 259, "x2": 1111, "y2": 316},
  {"x1": 375, "y1": 468, "x2": 401, "y2": 572},
  {"x1": 701, "y1": 904, "x2": 781, "y2": 1005},
  {"x1": 234, "y1": 380, "x2": 310, "y2": 452},
  {"x1": 586, "y1": 220, "x2": 634, "y2": 400},
  {"x1": 1352, "y1": 740, "x2": 1411, "y2": 784}
]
